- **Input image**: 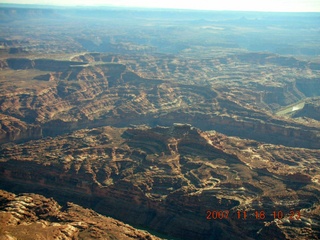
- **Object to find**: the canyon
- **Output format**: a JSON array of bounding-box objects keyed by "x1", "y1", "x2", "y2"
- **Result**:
[
  {"x1": 0, "y1": 125, "x2": 319, "y2": 239},
  {"x1": 0, "y1": 5, "x2": 319, "y2": 240},
  {"x1": 0, "y1": 189, "x2": 161, "y2": 240},
  {"x1": 0, "y1": 53, "x2": 319, "y2": 149}
]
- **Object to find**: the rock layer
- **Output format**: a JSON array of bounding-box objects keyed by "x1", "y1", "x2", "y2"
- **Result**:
[
  {"x1": 0, "y1": 125, "x2": 319, "y2": 239},
  {"x1": 0, "y1": 190, "x2": 161, "y2": 240},
  {"x1": 0, "y1": 54, "x2": 319, "y2": 148}
]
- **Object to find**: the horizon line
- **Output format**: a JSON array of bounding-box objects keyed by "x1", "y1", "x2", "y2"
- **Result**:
[{"x1": 1, "y1": 3, "x2": 320, "y2": 13}]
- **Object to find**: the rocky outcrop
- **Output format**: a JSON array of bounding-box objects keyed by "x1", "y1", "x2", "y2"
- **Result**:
[
  {"x1": 1, "y1": 55, "x2": 319, "y2": 148},
  {"x1": 1, "y1": 8, "x2": 320, "y2": 240},
  {"x1": 0, "y1": 190, "x2": 161, "y2": 240},
  {"x1": 292, "y1": 98, "x2": 320, "y2": 121},
  {"x1": 257, "y1": 206, "x2": 320, "y2": 240},
  {"x1": 5, "y1": 58, "x2": 33, "y2": 69},
  {"x1": 0, "y1": 125, "x2": 319, "y2": 239},
  {"x1": 0, "y1": 114, "x2": 42, "y2": 144},
  {"x1": 5, "y1": 58, "x2": 86, "y2": 71},
  {"x1": 256, "y1": 81, "x2": 304, "y2": 108}
]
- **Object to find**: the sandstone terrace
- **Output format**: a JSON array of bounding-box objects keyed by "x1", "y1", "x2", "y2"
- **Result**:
[{"x1": 0, "y1": 6, "x2": 320, "y2": 240}]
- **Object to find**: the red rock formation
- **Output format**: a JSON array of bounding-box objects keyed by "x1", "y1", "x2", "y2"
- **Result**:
[
  {"x1": 0, "y1": 125, "x2": 319, "y2": 239},
  {"x1": 1, "y1": 56, "x2": 319, "y2": 149},
  {"x1": 0, "y1": 114, "x2": 42, "y2": 144},
  {"x1": 0, "y1": 190, "x2": 161, "y2": 240}
]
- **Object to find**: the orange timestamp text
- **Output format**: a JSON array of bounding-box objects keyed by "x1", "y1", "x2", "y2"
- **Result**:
[{"x1": 206, "y1": 210, "x2": 301, "y2": 220}]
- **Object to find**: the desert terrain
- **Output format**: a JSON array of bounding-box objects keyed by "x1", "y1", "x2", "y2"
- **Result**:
[{"x1": 0, "y1": 5, "x2": 319, "y2": 239}]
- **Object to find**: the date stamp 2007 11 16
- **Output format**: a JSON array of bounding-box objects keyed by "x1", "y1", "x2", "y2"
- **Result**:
[{"x1": 206, "y1": 210, "x2": 301, "y2": 220}]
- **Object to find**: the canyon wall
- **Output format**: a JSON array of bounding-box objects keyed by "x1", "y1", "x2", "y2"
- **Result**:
[
  {"x1": 0, "y1": 125, "x2": 319, "y2": 239},
  {"x1": 1, "y1": 56, "x2": 319, "y2": 148},
  {"x1": 0, "y1": 189, "x2": 161, "y2": 240}
]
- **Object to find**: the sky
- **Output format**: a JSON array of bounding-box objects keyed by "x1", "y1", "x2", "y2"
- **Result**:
[{"x1": 1, "y1": 0, "x2": 320, "y2": 12}]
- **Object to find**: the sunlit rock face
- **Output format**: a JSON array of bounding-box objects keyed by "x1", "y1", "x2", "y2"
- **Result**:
[
  {"x1": 1, "y1": 8, "x2": 320, "y2": 239},
  {"x1": 0, "y1": 190, "x2": 161, "y2": 240},
  {"x1": 0, "y1": 125, "x2": 319, "y2": 239},
  {"x1": 292, "y1": 98, "x2": 320, "y2": 121},
  {"x1": 1, "y1": 55, "x2": 319, "y2": 148}
]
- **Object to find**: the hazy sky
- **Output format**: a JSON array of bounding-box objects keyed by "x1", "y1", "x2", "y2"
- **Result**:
[{"x1": 2, "y1": 0, "x2": 320, "y2": 12}]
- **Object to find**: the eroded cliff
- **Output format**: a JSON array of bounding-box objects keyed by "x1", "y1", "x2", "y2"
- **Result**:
[
  {"x1": 0, "y1": 190, "x2": 161, "y2": 240},
  {"x1": 0, "y1": 125, "x2": 319, "y2": 239},
  {"x1": 1, "y1": 8, "x2": 320, "y2": 240},
  {"x1": 0, "y1": 54, "x2": 319, "y2": 148}
]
